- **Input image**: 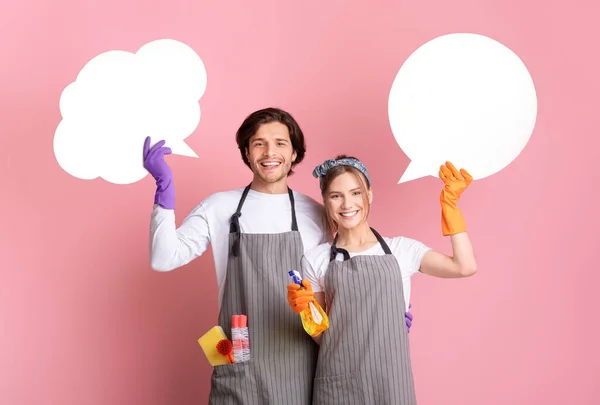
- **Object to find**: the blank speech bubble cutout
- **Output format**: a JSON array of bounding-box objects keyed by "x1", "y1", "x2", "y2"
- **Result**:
[
  {"x1": 53, "y1": 39, "x2": 207, "y2": 185},
  {"x1": 388, "y1": 33, "x2": 537, "y2": 184}
]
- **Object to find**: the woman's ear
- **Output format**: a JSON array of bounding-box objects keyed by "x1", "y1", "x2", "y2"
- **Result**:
[{"x1": 368, "y1": 189, "x2": 373, "y2": 206}]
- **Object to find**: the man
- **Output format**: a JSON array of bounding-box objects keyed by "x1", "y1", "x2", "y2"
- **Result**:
[{"x1": 143, "y1": 107, "x2": 413, "y2": 404}]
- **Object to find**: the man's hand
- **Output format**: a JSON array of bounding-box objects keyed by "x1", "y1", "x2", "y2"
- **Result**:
[{"x1": 405, "y1": 303, "x2": 413, "y2": 333}]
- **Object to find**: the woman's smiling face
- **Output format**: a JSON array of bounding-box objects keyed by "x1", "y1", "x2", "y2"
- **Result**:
[{"x1": 324, "y1": 172, "x2": 372, "y2": 232}]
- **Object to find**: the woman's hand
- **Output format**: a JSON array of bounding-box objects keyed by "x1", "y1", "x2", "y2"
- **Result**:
[
  {"x1": 287, "y1": 279, "x2": 316, "y2": 313},
  {"x1": 439, "y1": 161, "x2": 472, "y2": 236}
]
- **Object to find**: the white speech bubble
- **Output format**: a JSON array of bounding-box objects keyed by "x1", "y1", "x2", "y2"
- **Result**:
[
  {"x1": 53, "y1": 39, "x2": 207, "y2": 185},
  {"x1": 388, "y1": 33, "x2": 537, "y2": 183}
]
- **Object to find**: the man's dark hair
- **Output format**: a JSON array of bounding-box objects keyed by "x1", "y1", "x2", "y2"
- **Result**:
[{"x1": 235, "y1": 107, "x2": 306, "y2": 175}]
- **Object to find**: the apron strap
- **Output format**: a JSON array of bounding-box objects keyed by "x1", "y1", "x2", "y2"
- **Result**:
[
  {"x1": 288, "y1": 187, "x2": 299, "y2": 232},
  {"x1": 329, "y1": 227, "x2": 392, "y2": 262},
  {"x1": 229, "y1": 184, "x2": 299, "y2": 257},
  {"x1": 329, "y1": 233, "x2": 351, "y2": 261},
  {"x1": 370, "y1": 227, "x2": 392, "y2": 254},
  {"x1": 229, "y1": 184, "x2": 252, "y2": 257}
]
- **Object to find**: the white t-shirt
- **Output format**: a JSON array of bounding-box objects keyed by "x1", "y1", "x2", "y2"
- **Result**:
[
  {"x1": 301, "y1": 237, "x2": 431, "y2": 310},
  {"x1": 150, "y1": 187, "x2": 327, "y2": 308}
]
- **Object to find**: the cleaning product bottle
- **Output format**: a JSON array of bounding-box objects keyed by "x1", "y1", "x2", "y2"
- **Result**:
[
  {"x1": 239, "y1": 315, "x2": 250, "y2": 361},
  {"x1": 288, "y1": 270, "x2": 329, "y2": 337},
  {"x1": 231, "y1": 315, "x2": 244, "y2": 363}
]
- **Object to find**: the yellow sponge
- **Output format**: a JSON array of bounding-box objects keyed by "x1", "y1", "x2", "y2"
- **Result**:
[{"x1": 198, "y1": 326, "x2": 230, "y2": 366}]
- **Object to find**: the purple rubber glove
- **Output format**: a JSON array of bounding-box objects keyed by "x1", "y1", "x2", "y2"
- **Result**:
[
  {"x1": 405, "y1": 303, "x2": 413, "y2": 333},
  {"x1": 143, "y1": 136, "x2": 175, "y2": 210}
]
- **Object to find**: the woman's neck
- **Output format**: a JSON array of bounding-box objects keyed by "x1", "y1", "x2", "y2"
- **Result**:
[{"x1": 335, "y1": 222, "x2": 378, "y2": 252}]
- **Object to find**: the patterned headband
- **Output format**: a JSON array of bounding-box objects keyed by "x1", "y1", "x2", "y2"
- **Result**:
[{"x1": 312, "y1": 157, "x2": 371, "y2": 190}]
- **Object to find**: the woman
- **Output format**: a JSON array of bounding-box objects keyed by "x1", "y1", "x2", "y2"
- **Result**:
[{"x1": 287, "y1": 155, "x2": 477, "y2": 405}]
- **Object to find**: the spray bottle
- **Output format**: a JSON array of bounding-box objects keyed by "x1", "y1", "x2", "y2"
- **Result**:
[{"x1": 288, "y1": 270, "x2": 329, "y2": 337}]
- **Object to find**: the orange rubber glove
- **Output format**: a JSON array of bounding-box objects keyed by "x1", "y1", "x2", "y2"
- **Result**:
[
  {"x1": 439, "y1": 161, "x2": 473, "y2": 236},
  {"x1": 287, "y1": 279, "x2": 316, "y2": 314}
]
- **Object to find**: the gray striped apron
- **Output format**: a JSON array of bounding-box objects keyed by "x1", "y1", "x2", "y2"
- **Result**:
[
  {"x1": 208, "y1": 184, "x2": 319, "y2": 405},
  {"x1": 313, "y1": 227, "x2": 417, "y2": 405}
]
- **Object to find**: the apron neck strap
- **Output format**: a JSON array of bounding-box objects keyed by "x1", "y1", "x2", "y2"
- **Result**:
[
  {"x1": 229, "y1": 183, "x2": 299, "y2": 257},
  {"x1": 288, "y1": 187, "x2": 299, "y2": 232},
  {"x1": 329, "y1": 227, "x2": 392, "y2": 262},
  {"x1": 329, "y1": 233, "x2": 350, "y2": 261},
  {"x1": 370, "y1": 227, "x2": 392, "y2": 254}
]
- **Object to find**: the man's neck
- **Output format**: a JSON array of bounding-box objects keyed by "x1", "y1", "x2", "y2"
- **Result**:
[{"x1": 250, "y1": 176, "x2": 289, "y2": 194}]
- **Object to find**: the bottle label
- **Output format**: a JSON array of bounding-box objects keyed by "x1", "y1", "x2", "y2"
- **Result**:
[{"x1": 309, "y1": 302, "x2": 323, "y2": 324}]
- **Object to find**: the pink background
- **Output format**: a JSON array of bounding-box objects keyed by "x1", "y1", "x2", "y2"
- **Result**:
[{"x1": 2, "y1": 0, "x2": 599, "y2": 404}]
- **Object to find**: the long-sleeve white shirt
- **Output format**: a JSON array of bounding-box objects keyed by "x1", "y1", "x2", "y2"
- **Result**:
[{"x1": 150, "y1": 187, "x2": 327, "y2": 308}]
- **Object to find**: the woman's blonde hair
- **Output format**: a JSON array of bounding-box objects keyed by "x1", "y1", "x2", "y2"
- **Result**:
[{"x1": 318, "y1": 155, "x2": 371, "y2": 240}]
